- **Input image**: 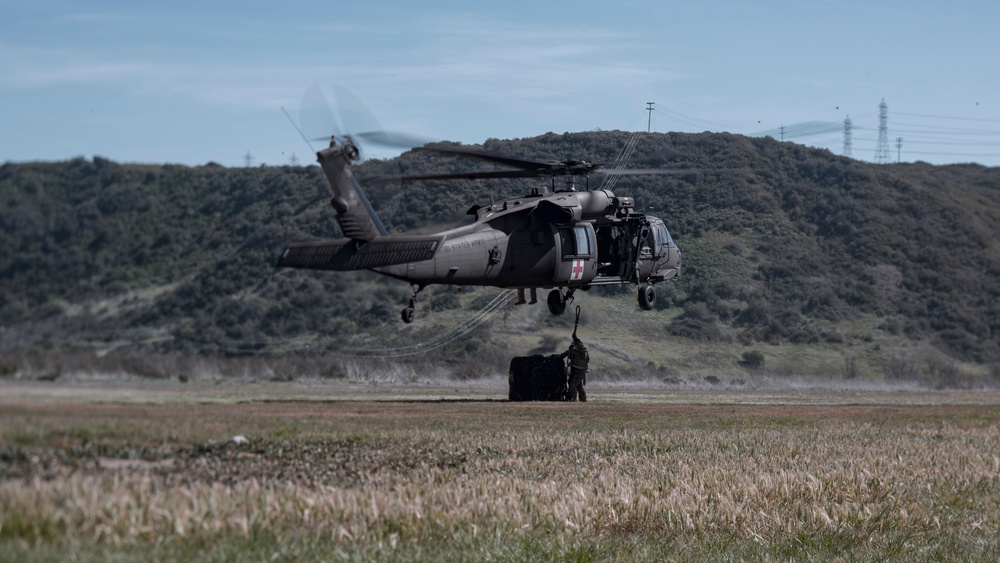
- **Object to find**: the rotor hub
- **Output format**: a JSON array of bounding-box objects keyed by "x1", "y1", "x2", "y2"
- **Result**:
[{"x1": 343, "y1": 142, "x2": 360, "y2": 162}]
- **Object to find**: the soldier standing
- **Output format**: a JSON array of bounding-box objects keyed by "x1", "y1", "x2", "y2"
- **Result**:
[{"x1": 562, "y1": 336, "x2": 588, "y2": 402}]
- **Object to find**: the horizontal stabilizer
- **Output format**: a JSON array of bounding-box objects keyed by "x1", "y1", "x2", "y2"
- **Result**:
[{"x1": 277, "y1": 235, "x2": 444, "y2": 271}]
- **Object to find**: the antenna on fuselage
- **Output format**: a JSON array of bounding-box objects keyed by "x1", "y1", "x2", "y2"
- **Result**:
[{"x1": 282, "y1": 106, "x2": 317, "y2": 154}]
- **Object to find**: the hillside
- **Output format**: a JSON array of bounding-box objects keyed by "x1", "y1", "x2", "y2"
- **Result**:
[{"x1": 2, "y1": 132, "x2": 999, "y2": 381}]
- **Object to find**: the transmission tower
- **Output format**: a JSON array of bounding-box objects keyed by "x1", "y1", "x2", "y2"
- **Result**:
[
  {"x1": 896, "y1": 137, "x2": 903, "y2": 163},
  {"x1": 243, "y1": 151, "x2": 255, "y2": 167},
  {"x1": 646, "y1": 102, "x2": 654, "y2": 133},
  {"x1": 842, "y1": 115, "x2": 853, "y2": 158},
  {"x1": 874, "y1": 99, "x2": 890, "y2": 164}
]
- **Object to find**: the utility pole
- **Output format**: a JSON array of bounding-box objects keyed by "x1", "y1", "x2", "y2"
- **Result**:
[
  {"x1": 243, "y1": 151, "x2": 255, "y2": 167},
  {"x1": 896, "y1": 137, "x2": 903, "y2": 163},
  {"x1": 843, "y1": 115, "x2": 853, "y2": 158},
  {"x1": 646, "y1": 102, "x2": 654, "y2": 133},
  {"x1": 779, "y1": 125, "x2": 785, "y2": 141}
]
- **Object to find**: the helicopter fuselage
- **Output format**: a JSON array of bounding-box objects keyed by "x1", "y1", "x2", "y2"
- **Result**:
[
  {"x1": 374, "y1": 189, "x2": 681, "y2": 291},
  {"x1": 277, "y1": 140, "x2": 681, "y2": 321}
]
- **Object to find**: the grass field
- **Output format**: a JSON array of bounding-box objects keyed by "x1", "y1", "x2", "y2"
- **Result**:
[{"x1": 2, "y1": 380, "x2": 998, "y2": 561}]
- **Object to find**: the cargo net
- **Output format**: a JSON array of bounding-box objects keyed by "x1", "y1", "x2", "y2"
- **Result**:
[
  {"x1": 508, "y1": 354, "x2": 569, "y2": 401},
  {"x1": 335, "y1": 289, "x2": 516, "y2": 358},
  {"x1": 164, "y1": 287, "x2": 515, "y2": 357}
]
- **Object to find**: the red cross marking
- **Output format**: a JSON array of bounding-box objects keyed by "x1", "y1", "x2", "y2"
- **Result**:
[{"x1": 571, "y1": 259, "x2": 585, "y2": 280}]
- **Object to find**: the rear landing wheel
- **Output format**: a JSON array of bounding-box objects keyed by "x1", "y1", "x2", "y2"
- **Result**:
[
  {"x1": 400, "y1": 286, "x2": 424, "y2": 324},
  {"x1": 547, "y1": 289, "x2": 567, "y2": 315},
  {"x1": 638, "y1": 284, "x2": 656, "y2": 310}
]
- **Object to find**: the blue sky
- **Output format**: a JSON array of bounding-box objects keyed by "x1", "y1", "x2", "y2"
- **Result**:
[{"x1": 3, "y1": 0, "x2": 999, "y2": 167}]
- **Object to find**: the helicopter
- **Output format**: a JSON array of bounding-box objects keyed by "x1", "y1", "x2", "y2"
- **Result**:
[{"x1": 276, "y1": 135, "x2": 682, "y2": 323}]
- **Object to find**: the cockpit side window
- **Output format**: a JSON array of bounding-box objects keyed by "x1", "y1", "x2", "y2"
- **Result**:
[
  {"x1": 560, "y1": 225, "x2": 595, "y2": 258},
  {"x1": 648, "y1": 222, "x2": 675, "y2": 255},
  {"x1": 659, "y1": 224, "x2": 675, "y2": 248},
  {"x1": 575, "y1": 226, "x2": 592, "y2": 256}
]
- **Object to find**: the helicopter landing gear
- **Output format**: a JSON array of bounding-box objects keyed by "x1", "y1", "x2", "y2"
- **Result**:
[
  {"x1": 638, "y1": 283, "x2": 656, "y2": 311},
  {"x1": 401, "y1": 306, "x2": 415, "y2": 323},
  {"x1": 546, "y1": 288, "x2": 576, "y2": 315},
  {"x1": 401, "y1": 284, "x2": 426, "y2": 324}
]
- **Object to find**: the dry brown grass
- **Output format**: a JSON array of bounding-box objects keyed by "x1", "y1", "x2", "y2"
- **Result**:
[{"x1": 1, "y1": 384, "x2": 998, "y2": 560}]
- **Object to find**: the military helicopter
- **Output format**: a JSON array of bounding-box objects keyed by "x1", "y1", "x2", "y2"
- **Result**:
[{"x1": 276, "y1": 131, "x2": 682, "y2": 323}]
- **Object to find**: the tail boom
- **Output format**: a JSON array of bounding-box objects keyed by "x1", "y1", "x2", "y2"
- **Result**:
[{"x1": 278, "y1": 235, "x2": 444, "y2": 271}]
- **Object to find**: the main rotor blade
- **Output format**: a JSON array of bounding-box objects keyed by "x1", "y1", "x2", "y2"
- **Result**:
[
  {"x1": 415, "y1": 145, "x2": 553, "y2": 171},
  {"x1": 411, "y1": 146, "x2": 717, "y2": 177},
  {"x1": 308, "y1": 130, "x2": 433, "y2": 148},
  {"x1": 595, "y1": 167, "x2": 711, "y2": 176},
  {"x1": 367, "y1": 169, "x2": 543, "y2": 183}
]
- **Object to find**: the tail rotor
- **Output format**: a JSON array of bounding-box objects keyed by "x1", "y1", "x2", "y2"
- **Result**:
[{"x1": 296, "y1": 84, "x2": 432, "y2": 160}]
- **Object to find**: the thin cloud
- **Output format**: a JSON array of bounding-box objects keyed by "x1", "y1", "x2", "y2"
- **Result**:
[
  {"x1": 353, "y1": 16, "x2": 679, "y2": 104},
  {"x1": 1, "y1": 46, "x2": 155, "y2": 87},
  {"x1": 59, "y1": 12, "x2": 135, "y2": 24}
]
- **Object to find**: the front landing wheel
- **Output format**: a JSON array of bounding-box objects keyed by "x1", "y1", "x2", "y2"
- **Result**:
[
  {"x1": 638, "y1": 284, "x2": 656, "y2": 311},
  {"x1": 547, "y1": 289, "x2": 567, "y2": 315}
]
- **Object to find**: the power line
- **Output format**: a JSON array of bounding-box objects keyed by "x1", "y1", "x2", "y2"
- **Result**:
[
  {"x1": 636, "y1": 100, "x2": 998, "y2": 163},
  {"x1": 890, "y1": 138, "x2": 1000, "y2": 147},
  {"x1": 895, "y1": 110, "x2": 1000, "y2": 124},
  {"x1": 893, "y1": 149, "x2": 1000, "y2": 158},
  {"x1": 651, "y1": 106, "x2": 731, "y2": 130},
  {"x1": 894, "y1": 122, "x2": 1000, "y2": 135}
]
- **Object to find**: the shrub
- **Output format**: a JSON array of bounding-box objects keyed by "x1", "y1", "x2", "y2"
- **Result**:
[
  {"x1": 740, "y1": 350, "x2": 765, "y2": 369},
  {"x1": 883, "y1": 352, "x2": 916, "y2": 380},
  {"x1": 843, "y1": 356, "x2": 858, "y2": 379},
  {"x1": 667, "y1": 303, "x2": 730, "y2": 342}
]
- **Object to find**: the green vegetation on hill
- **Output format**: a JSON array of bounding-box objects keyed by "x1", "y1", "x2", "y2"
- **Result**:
[{"x1": 2, "y1": 132, "x2": 999, "y2": 375}]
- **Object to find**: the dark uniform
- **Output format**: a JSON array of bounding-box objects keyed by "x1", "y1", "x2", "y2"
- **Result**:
[{"x1": 561, "y1": 337, "x2": 589, "y2": 402}]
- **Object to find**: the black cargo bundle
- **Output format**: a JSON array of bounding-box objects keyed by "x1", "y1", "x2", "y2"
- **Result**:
[{"x1": 508, "y1": 354, "x2": 568, "y2": 401}]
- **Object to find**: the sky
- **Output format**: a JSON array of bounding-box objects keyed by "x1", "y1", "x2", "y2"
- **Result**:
[{"x1": 3, "y1": 0, "x2": 1000, "y2": 167}]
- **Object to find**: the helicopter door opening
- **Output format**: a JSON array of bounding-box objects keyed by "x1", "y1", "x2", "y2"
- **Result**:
[
  {"x1": 554, "y1": 224, "x2": 597, "y2": 284},
  {"x1": 595, "y1": 225, "x2": 629, "y2": 280}
]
